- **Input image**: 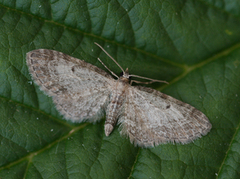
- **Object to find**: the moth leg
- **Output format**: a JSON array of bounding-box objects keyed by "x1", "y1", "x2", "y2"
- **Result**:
[{"x1": 130, "y1": 80, "x2": 161, "y2": 85}]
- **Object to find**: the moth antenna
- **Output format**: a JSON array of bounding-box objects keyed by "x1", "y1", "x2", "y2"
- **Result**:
[
  {"x1": 129, "y1": 74, "x2": 169, "y2": 84},
  {"x1": 94, "y1": 42, "x2": 125, "y2": 74},
  {"x1": 97, "y1": 58, "x2": 119, "y2": 79}
]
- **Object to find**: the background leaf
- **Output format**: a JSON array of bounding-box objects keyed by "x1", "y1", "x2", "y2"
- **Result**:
[{"x1": 0, "y1": 0, "x2": 240, "y2": 178}]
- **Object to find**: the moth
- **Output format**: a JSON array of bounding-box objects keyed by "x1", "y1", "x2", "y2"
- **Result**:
[{"x1": 26, "y1": 42, "x2": 212, "y2": 147}]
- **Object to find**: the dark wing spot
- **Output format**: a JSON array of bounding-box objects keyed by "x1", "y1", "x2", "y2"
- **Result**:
[
  {"x1": 71, "y1": 67, "x2": 75, "y2": 72},
  {"x1": 166, "y1": 105, "x2": 171, "y2": 109},
  {"x1": 161, "y1": 93, "x2": 168, "y2": 99}
]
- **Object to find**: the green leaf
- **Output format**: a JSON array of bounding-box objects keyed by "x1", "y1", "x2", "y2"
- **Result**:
[{"x1": 0, "y1": 0, "x2": 240, "y2": 178}]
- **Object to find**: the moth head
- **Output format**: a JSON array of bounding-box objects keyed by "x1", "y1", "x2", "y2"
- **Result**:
[
  {"x1": 119, "y1": 68, "x2": 131, "y2": 83},
  {"x1": 122, "y1": 68, "x2": 130, "y2": 78}
]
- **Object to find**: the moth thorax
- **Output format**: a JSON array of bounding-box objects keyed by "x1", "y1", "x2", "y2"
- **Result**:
[{"x1": 119, "y1": 77, "x2": 130, "y2": 84}]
